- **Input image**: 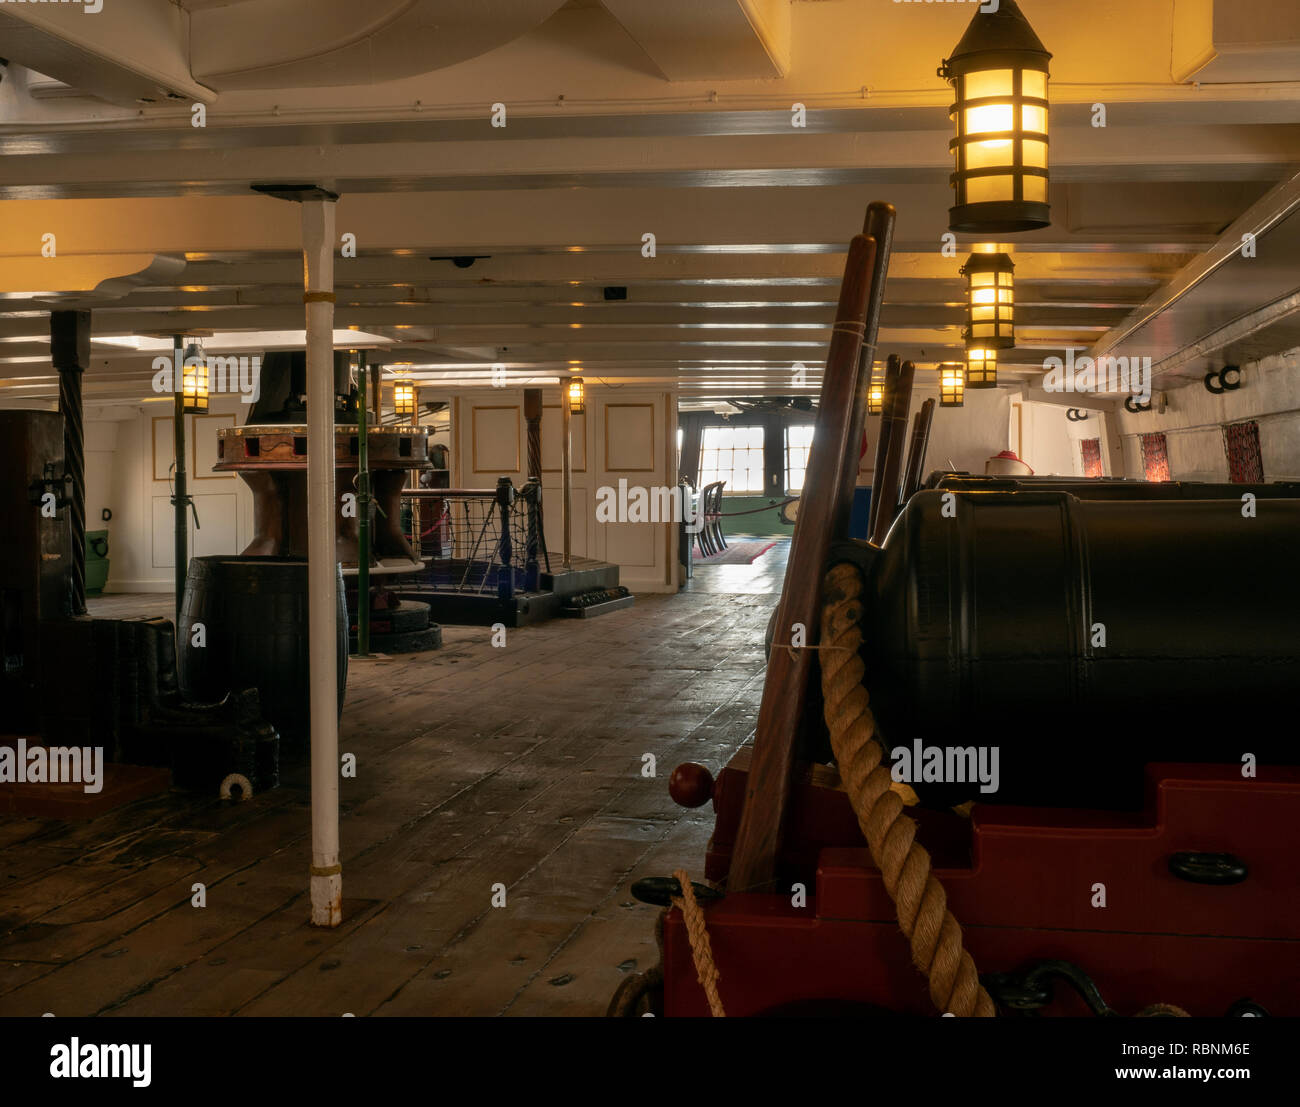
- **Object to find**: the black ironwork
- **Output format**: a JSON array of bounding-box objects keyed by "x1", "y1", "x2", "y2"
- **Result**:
[
  {"x1": 51, "y1": 310, "x2": 90, "y2": 616},
  {"x1": 400, "y1": 479, "x2": 550, "y2": 598}
]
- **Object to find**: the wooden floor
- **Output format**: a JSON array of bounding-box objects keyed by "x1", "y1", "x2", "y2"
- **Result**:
[{"x1": 0, "y1": 538, "x2": 789, "y2": 1017}]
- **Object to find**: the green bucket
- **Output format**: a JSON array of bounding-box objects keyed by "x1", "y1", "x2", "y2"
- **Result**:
[{"x1": 86, "y1": 529, "x2": 110, "y2": 596}]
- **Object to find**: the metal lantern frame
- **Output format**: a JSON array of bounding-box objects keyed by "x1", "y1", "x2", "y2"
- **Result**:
[
  {"x1": 961, "y1": 251, "x2": 1016, "y2": 349},
  {"x1": 939, "y1": 362, "x2": 966, "y2": 407},
  {"x1": 867, "y1": 373, "x2": 885, "y2": 416},
  {"x1": 392, "y1": 379, "x2": 417, "y2": 419},
  {"x1": 966, "y1": 346, "x2": 998, "y2": 389},
  {"x1": 940, "y1": 0, "x2": 1052, "y2": 234},
  {"x1": 567, "y1": 375, "x2": 586, "y2": 415},
  {"x1": 181, "y1": 341, "x2": 209, "y2": 414}
]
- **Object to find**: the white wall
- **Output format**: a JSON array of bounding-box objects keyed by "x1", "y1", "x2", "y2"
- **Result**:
[
  {"x1": 1016, "y1": 398, "x2": 1086, "y2": 476},
  {"x1": 1115, "y1": 348, "x2": 1300, "y2": 481},
  {"x1": 444, "y1": 383, "x2": 679, "y2": 593},
  {"x1": 94, "y1": 395, "x2": 255, "y2": 592},
  {"x1": 855, "y1": 382, "x2": 1012, "y2": 485}
]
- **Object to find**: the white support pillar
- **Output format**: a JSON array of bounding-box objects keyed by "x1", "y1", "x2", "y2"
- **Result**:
[
  {"x1": 561, "y1": 387, "x2": 573, "y2": 569},
  {"x1": 303, "y1": 198, "x2": 342, "y2": 928}
]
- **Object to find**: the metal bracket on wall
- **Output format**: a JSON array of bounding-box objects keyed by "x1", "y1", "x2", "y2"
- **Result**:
[{"x1": 1204, "y1": 366, "x2": 1242, "y2": 395}]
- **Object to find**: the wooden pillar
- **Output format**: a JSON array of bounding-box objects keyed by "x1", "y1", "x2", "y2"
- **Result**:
[
  {"x1": 50, "y1": 310, "x2": 90, "y2": 616},
  {"x1": 524, "y1": 388, "x2": 542, "y2": 481}
]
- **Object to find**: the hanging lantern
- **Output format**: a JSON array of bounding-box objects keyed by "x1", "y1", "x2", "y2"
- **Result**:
[
  {"x1": 939, "y1": 0, "x2": 1052, "y2": 234},
  {"x1": 567, "y1": 375, "x2": 586, "y2": 415},
  {"x1": 867, "y1": 366, "x2": 885, "y2": 416},
  {"x1": 181, "y1": 342, "x2": 208, "y2": 414},
  {"x1": 961, "y1": 251, "x2": 1015, "y2": 349},
  {"x1": 392, "y1": 379, "x2": 417, "y2": 419},
  {"x1": 939, "y1": 362, "x2": 966, "y2": 407},
  {"x1": 966, "y1": 346, "x2": 998, "y2": 389}
]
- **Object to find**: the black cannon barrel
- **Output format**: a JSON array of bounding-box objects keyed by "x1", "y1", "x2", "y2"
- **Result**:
[
  {"x1": 861, "y1": 490, "x2": 1300, "y2": 810},
  {"x1": 925, "y1": 473, "x2": 1300, "y2": 500}
]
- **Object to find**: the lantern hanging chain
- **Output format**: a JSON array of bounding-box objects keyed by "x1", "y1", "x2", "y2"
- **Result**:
[
  {"x1": 819, "y1": 560, "x2": 995, "y2": 1018},
  {"x1": 670, "y1": 868, "x2": 726, "y2": 1017}
]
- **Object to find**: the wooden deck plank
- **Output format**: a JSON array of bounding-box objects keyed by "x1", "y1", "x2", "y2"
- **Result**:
[{"x1": 0, "y1": 551, "x2": 786, "y2": 1017}]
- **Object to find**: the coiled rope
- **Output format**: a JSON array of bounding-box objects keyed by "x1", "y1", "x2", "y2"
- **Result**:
[{"x1": 819, "y1": 560, "x2": 996, "y2": 1017}]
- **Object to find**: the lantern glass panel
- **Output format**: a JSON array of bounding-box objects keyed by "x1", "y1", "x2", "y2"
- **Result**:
[
  {"x1": 182, "y1": 360, "x2": 208, "y2": 413},
  {"x1": 963, "y1": 68, "x2": 1014, "y2": 101},
  {"x1": 567, "y1": 377, "x2": 585, "y2": 413},
  {"x1": 1022, "y1": 103, "x2": 1048, "y2": 133},
  {"x1": 940, "y1": 365, "x2": 965, "y2": 407},
  {"x1": 867, "y1": 383, "x2": 884, "y2": 416},
  {"x1": 968, "y1": 175, "x2": 1015, "y2": 204},
  {"x1": 393, "y1": 381, "x2": 416, "y2": 418},
  {"x1": 965, "y1": 101, "x2": 1014, "y2": 136},
  {"x1": 966, "y1": 139, "x2": 1012, "y2": 171},
  {"x1": 1022, "y1": 69, "x2": 1048, "y2": 99},
  {"x1": 966, "y1": 348, "x2": 998, "y2": 388}
]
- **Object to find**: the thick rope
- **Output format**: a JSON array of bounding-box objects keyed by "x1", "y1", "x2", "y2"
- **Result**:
[
  {"x1": 819, "y1": 560, "x2": 996, "y2": 1018},
  {"x1": 671, "y1": 868, "x2": 726, "y2": 1017}
]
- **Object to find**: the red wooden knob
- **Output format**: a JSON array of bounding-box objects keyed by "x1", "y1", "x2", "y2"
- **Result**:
[{"x1": 669, "y1": 762, "x2": 714, "y2": 809}]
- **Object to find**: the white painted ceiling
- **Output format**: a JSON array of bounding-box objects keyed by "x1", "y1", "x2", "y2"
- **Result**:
[{"x1": 0, "y1": 0, "x2": 1297, "y2": 409}]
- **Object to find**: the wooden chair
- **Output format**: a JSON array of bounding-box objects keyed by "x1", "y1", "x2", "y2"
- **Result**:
[
  {"x1": 706, "y1": 480, "x2": 727, "y2": 552},
  {"x1": 695, "y1": 480, "x2": 726, "y2": 557}
]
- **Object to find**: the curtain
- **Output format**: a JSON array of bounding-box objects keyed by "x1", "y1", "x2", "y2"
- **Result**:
[{"x1": 678, "y1": 411, "x2": 707, "y2": 486}]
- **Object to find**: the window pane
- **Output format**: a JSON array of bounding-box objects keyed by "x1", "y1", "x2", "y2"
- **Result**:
[{"x1": 699, "y1": 424, "x2": 764, "y2": 494}]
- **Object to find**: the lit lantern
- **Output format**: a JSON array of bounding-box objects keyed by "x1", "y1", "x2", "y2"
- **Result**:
[
  {"x1": 392, "y1": 379, "x2": 417, "y2": 419},
  {"x1": 961, "y1": 251, "x2": 1015, "y2": 349},
  {"x1": 181, "y1": 342, "x2": 208, "y2": 414},
  {"x1": 567, "y1": 375, "x2": 585, "y2": 415},
  {"x1": 939, "y1": 363, "x2": 966, "y2": 407},
  {"x1": 966, "y1": 346, "x2": 998, "y2": 389},
  {"x1": 939, "y1": 0, "x2": 1052, "y2": 234},
  {"x1": 867, "y1": 367, "x2": 885, "y2": 416}
]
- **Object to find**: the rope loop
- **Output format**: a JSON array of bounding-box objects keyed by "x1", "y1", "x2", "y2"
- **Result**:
[
  {"x1": 819, "y1": 561, "x2": 995, "y2": 1018},
  {"x1": 670, "y1": 868, "x2": 726, "y2": 1017}
]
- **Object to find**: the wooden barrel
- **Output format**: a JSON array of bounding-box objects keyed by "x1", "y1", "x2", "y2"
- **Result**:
[{"x1": 178, "y1": 556, "x2": 347, "y2": 749}]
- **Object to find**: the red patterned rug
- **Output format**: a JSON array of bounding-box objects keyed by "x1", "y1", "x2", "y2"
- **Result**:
[{"x1": 694, "y1": 540, "x2": 778, "y2": 565}]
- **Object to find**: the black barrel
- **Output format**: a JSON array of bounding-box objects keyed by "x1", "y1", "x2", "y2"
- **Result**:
[
  {"x1": 925, "y1": 473, "x2": 1300, "y2": 500},
  {"x1": 179, "y1": 556, "x2": 348, "y2": 749},
  {"x1": 861, "y1": 490, "x2": 1300, "y2": 810}
]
